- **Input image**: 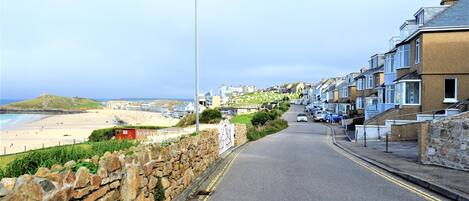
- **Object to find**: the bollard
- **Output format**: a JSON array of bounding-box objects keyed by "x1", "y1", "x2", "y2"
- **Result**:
[
  {"x1": 378, "y1": 125, "x2": 381, "y2": 140},
  {"x1": 385, "y1": 133, "x2": 389, "y2": 153},
  {"x1": 364, "y1": 124, "x2": 367, "y2": 147}
]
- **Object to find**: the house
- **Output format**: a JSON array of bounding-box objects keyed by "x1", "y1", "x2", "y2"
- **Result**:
[
  {"x1": 391, "y1": 0, "x2": 469, "y2": 119},
  {"x1": 337, "y1": 72, "x2": 360, "y2": 116},
  {"x1": 355, "y1": 54, "x2": 385, "y2": 120}
]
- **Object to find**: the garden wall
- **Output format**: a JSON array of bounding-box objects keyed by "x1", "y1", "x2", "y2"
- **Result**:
[
  {"x1": 0, "y1": 126, "x2": 247, "y2": 201},
  {"x1": 420, "y1": 112, "x2": 469, "y2": 171}
]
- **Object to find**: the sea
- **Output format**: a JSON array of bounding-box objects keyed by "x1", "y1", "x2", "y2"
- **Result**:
[{"x1": 0, "y1": 98, "x2": 192, "y2": 128}]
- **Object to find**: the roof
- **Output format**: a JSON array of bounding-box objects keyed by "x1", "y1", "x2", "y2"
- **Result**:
[
  {"x1": 423, "y1": 0, "x2": 469, "y2": 28},
  {"x1": 355, "y1": 67, "x2": 384, "y2": 79},
  {"x1": 394, "y1": 70, "x2": 420, "y2": 82}
]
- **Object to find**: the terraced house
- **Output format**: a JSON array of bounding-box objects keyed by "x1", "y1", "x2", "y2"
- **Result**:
[
  {"x1": 355, "y1": 54, "x2": 385, "y2": 120},
  {"x1": 391, "y1": 0, "x2": 469, "y2": 118},
  {"x1": 337, "y1": 72, "x2": 360, "y2": 116}
]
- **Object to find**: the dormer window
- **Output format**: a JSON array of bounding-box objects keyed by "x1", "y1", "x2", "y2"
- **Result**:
[{"x1": 416, "y1": 12, "x2": 424, "y2": 25}]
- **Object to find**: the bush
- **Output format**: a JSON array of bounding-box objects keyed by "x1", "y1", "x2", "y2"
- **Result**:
[
  {"x1": 251, "y1": 111, "x2": 271, "y2": 126},
  {"x1": 200, "y1": 108, "x2": 222, "y2": 124},
  {"x1": 268, "y1": 109, "x2": 282, "y2": 120},
  {"x1": 247, "y1": 119, "x2": 288, "y2": 141},
  {"x1": 89, "y1": 128, "x2": 115, "y2": 142},
  {"x1": 176, "y1": 114, "x2": 196, "y2": 127}
]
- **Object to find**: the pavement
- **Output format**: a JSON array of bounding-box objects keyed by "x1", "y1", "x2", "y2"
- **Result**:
[
  {"x1": 332, "y1": 126, "x2": 469, "y2": 201},
  {"x1": 191, "y1": 105, "x2": 447, "y2": 201}
]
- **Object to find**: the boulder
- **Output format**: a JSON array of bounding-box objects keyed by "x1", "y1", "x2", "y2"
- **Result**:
[{"x1": 74, "y1": 167, "x2": 91, "y2": 188}]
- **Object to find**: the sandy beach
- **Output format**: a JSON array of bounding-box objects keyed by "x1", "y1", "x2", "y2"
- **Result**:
[{"x1": 0, "y1": 109, "x2": 179, "y2": 155}]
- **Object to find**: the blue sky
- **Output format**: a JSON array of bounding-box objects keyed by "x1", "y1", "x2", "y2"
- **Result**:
[{"x1": 1, "y1": 0, "x2": 440, "y2": 99}]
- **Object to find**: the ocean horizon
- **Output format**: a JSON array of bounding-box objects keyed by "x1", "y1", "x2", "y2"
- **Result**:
[{"x1": 0, "y1": 98, "x2": 193, "y2": 106}]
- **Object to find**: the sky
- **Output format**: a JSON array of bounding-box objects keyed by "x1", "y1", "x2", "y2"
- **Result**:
[{"x1": 0, "y1": 0, "x2": 441, "y2": 99}]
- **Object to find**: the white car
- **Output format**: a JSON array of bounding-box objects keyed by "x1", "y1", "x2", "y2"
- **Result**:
[
  {"x1": 297, "y1": 113, "x2": 308, "y2": 122},
  {"x1": 313, "y1": 111, "x2": 326, "y2": 122}
]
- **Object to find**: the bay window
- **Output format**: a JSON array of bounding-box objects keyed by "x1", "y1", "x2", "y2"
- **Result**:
[
  {"x1": 395, "y1": 80, "x2": 421, "y2": 105},
  {"x1": 357, "y1": 78, "x2": 364, "y2": 90},
  {"x1": 444, "y1": 78, "x2": 457, "y2": 103},
  {"x1": 384, "y1": 53, "x2": 395, "y2": 73}
]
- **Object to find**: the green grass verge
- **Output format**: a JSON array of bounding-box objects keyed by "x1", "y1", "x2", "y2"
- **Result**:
[{"x1": 230, "y1": 113, "x2": 255, "y2": 128}]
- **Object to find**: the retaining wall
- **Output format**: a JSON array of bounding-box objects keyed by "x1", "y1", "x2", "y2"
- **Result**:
[{"x1": 0, "y1": 126, "x2": 247, "y2": 201}]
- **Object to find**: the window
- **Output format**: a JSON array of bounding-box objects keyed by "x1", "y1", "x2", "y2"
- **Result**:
[
  {"x1": 415, "y1": 38, "x2": 420, "y2": 64},
  {"x1": 396, "y1": 44, "x2": 410, "y2": 68},
  {"x1": 340, "y1": 88, "x2": 348, "y2": 98},
  {"x1": 357, "y1": 78, "x2": 364, "y2": 90},
  {"x1": 416, "y1": 12, "x2": 424, "y2": 25},
  {"x1": 385, "y1": 85, "x2": 395, "y2": 104},
  {"x1": 366, "y1": 75, "x2": 374, "y2": 89},
  {"x1": 405, "y1": 82, "x2": 421, "y2": 105},
  {"x1": 444, "y1": 78, "x2": 457, "y2": 103},
  {"x1": 378, "y1": 88, "x2": 384, "y2": 104},
  {"x1": 356, "y1": 97, "x2": 363, "y2": 109},
  {"x1": 384, "y1": 54, "x2": 395, "y2": 73}
]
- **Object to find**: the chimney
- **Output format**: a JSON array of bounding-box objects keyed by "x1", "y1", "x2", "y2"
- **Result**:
[{"x1": 440, "y1": 0, "x2": 458, "y2": 5}]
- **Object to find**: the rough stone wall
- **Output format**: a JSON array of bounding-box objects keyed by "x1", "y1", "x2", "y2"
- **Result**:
[
  {"x1": 390, "y1": 122, "x2": 426, "y2": 141},
  {"x1": 234, "y1": 124, "x2": 247, "y2": 146},
  {"x1": 0, "y1": 129, "x2": 221, "y2": 201},
  {"x1": 422, "y1": 112, "x2": 469, "y2": 171}
]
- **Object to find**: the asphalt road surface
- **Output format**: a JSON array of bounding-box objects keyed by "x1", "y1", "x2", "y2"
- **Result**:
[{"x1": 207, "y1": 105, "x2": 444, "y2": 201}]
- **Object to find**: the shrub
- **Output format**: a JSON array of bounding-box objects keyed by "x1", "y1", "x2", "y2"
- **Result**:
[
  {"x1": 247, "y1": 119, "x2": 288, "y2": 141},
  {"x1": 267, "y1": 109, "x2": 282, "y2": 120},
  {"x1": 89, "y1": 128, "x2": 115, "y2": 142},
  {"x1": 175, "y1": 114, "x2": 196, "y2": 127},
  {"x1": 251, "y1": 111, "x2": 271, "y2": 126},
  {"x1": 200, "y1": 108, "x2": 222, "y2": 124}
]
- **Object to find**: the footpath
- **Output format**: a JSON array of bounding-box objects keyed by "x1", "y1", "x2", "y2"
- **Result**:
[{"x1": 331, "y1": 125, "x2": 469, "y2": 201}]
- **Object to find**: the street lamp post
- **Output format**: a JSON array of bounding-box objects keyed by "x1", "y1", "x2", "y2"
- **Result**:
[{"x1": 195, "y1": 0, "x2": 200, "y2": 132}]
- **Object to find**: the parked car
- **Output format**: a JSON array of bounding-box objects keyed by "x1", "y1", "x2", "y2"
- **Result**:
[
  {"x1": 297, "y1": 113, "x2": 308, "y2": 122},
  {"x1": 313, "y1": 111, "x2": 326, "y2": 122},
  {"x1": 325, "y1": 113, "x2": 343, "y2": 123}
]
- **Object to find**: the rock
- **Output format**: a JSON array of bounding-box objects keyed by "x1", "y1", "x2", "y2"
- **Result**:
[
  {"x1": 120, "y1": 165, "x2": 140, "y2": 201},
  {"x1": 4, "y1": 175, "x2": 43, "y2": 201},
  {"x1": 144, "y1": 161, "x2": 156, "y2": 176},
  {"x1": 64, "y1": 160, "x2": 76, "y2": 169},
  {"x1": 148, "y1": 176, "x2": 158, "y2": 190},
  {"x1": 35, "y1": 167, "x2": 50, "y2": 177},
  {"x1": 105, "y1": 155, "x2": 121, "y2": 173},
  {"x1": 48, "y1": 187, "x2": 72, "y2": 201},
  {"x1": 92, "y1": 155, "x2": 100, "y2": 164},
  {"x1": 109, "y1": 180, "x2": 120, "y2": 189},
  {"x1": 50, "y1": 164, "x2": 63, "y2": 172},
  {"x1": 84, "y1": 185, "x2": 109, "y2": 201},
  {"x1": 44, "y1": 172, "x2": 63, "y2": 188},
  {"x1": 74, "y1": 167, "x2": 91, "y2": 188},
  {"x1": 0, "y1": 183, "x2": 11, "y2": 197},
  {"x1": 135, "y1": 191, "x2": 145, "y2": 201},
  {"x1": 72, "y1": 186, "x2": 90, "y2": 199},
  {"x1": 62, "y1": 171, "x2": 76, "y2": 185},
  {"x1": 96, "y1": 167, "x2": 108, "y2": 181},
  {"x1": 37, "y1": 179, "x2": 55, "y2": 193},
  {"x1": 0, "y1": 178, "x2": 16, "y2": 191},
  {"x1": 161, "y1": 177, "x2": 170, "y2": 189},
  {"x1": 90, "y1": 175, "x2": 102, "y2": 190},
  {"x1": 97, "y1": 190, "x2": 120, "y2": 201}
]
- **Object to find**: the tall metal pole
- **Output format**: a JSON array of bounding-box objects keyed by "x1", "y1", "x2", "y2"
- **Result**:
[{"x1": 195, "y1": 0, "x2": 200, "y2": 132}]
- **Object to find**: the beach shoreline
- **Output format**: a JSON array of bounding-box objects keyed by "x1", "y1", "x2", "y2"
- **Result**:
[{"x1": 0, "y1": 109, "x2": 179, "y2": 154}]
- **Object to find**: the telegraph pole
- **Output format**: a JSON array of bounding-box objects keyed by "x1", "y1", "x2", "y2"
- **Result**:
[{"x1": 195, "y1": 0, "x2": 200, "y2": 132}]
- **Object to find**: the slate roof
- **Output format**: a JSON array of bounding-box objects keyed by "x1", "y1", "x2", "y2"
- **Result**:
[
  {"x1": 355, "y1": 66, "x2": 384, "y2": 79},
  {"x1": 423, "y1": 0, "x2": 469, "y2": 28}
]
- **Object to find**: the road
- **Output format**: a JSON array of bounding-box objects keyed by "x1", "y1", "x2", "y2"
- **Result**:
[{"x1": 205, "y1": 105, "x2": 444, "y2": 201}]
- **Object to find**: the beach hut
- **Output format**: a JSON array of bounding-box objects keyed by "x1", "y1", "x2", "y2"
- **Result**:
[{"x1": 115, "y1": 128, "x2": 137, "y2": 140}]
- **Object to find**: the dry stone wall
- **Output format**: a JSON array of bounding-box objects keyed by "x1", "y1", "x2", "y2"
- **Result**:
[
  {"x1": 0, "y1": 126, "x2": 247, "y2": 201},
  {"x1": 422, "y1": 112, "x2": 469, "y2": 171},
  {"x1": 234, "y1": 124, "x2": 247, "y2": 146}
]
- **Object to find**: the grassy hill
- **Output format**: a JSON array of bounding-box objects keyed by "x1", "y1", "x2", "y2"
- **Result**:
[
  {"x1": 228, "y1": 92, "x2": 299, "y2": 107},
  {"x1": 1, "y1": 95, "x2": 102, "y2": 111}
]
